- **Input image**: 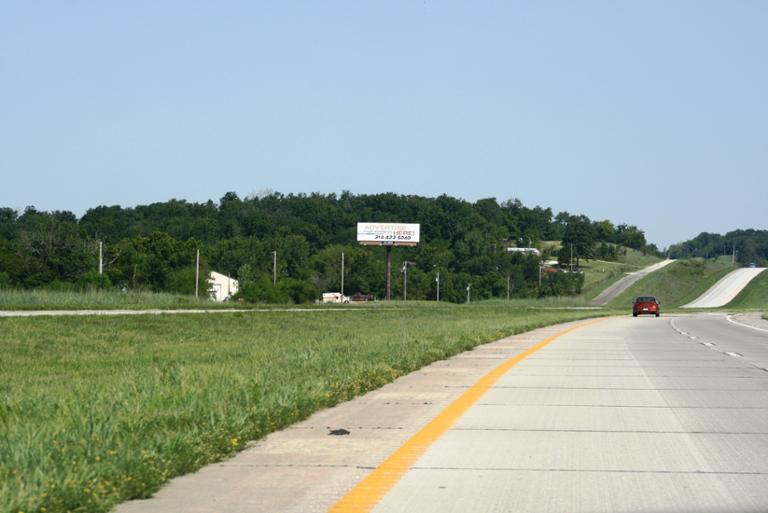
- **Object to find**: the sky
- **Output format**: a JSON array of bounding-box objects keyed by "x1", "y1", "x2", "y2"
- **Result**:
[{"x1": 1, "y1": 1, "x2": 766, "y2": 249}]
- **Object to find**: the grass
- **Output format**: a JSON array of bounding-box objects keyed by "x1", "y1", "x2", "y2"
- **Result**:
[
  {"x1": 606, "y1": 258, "x2": 736, "y2": 309},
  {"x1": 578, "y1": 250, "x2": 662, "y2": 301},
  {"x1": 725, "y1": 269, "x2": 768, "y2": 309},
  {"x1": 0, "y1": 303, "x2": 611, "y2": 513},
  {"x1": 620, "y1": 248, "x2": 663, "y2": 268},
  {"x1": 0, "y1": 289, "x2": 248, "y2": 311},
  {"x1": 579, "y1": 260, "x2": 633, "y2": 300}
]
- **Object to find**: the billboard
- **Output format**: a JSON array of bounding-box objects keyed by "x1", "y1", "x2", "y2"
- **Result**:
[{"x1": 357, "y1": 222, "x2": 420, "y2": 246}]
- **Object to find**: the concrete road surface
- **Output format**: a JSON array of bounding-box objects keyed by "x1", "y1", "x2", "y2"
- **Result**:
[
  {"x1": 682, "y1": 267, "x2": 767, "y2": 308},
  {"x1": 116, "y1": 314, "x2": 768, "y2": 513},
  {"x1": 591, "y1": 259, "x2": 675, "y2": 306}
]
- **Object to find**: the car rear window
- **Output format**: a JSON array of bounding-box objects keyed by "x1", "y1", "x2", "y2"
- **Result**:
[{"x1": 635, "y1": 296, "x2": 657, "y2": 302}]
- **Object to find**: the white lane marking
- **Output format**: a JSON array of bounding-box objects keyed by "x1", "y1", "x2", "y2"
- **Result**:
[
  {"x1": 672, "y1": 316, "x2": 768, "y2": 374},
  {"x1": 726, "y1": 314, "x2": 768, "y2": 334}
]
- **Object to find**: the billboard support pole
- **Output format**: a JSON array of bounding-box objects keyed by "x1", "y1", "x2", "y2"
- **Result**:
[
  {"x1": 386, "y1": 245, "x2": 392, "y2": 301},
  {"x1": 356, "y1": 223, "x2": 419, "y2": 302}
]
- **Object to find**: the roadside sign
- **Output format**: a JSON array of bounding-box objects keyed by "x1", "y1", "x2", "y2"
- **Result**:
[{"x1": 357, "y1": 223, "x2": 420, "y2": 246}]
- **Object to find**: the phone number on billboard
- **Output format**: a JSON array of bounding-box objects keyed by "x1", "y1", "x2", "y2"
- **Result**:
[{"x1": 374, "y1": 234, "x2": 414, "y2": 240}]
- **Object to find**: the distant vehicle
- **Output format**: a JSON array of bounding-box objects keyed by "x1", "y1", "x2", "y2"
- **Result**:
[
  {"x1": 748, "y1": 262, "x2": 756, "y2": 268},
  {"x1": 633, "y1": 296, "x2": 660, "y2": 317},
  {"x1": 349, "y1": 292, "x2": 373, "y2": 302},
  {"x1": 321, "y1": 292, "x2": 349, "y2": 304}
]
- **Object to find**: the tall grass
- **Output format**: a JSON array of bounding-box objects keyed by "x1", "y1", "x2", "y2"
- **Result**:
[
  {"x1": 620, "y1": 248, "x2": 663, "y2": 268},
  {"x1": 578, "y1": 260, "x2": 634, "y2": 300},
  {"x1": 0, "y1": 289, "x2": 240, "y2": 310},
  {"x1": 0, "y1": 305, "x2": 606, "y2": 513}
]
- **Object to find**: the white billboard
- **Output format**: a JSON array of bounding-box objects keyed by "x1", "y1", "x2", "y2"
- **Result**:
[{"x1": 357, "y1": 222, "x2": 420, "y2": 246}]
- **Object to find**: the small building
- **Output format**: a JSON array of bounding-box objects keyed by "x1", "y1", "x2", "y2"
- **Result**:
[{"x1": 208, "y1": 271, "x2": 239, "y2": 302}]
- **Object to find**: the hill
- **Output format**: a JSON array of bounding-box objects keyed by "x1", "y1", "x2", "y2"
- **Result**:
[
  {"x1": 0, "y1": 193, "x2": 660, "y2": 303},
  {"x1": 606, "y1": 258, "x2": 736, "y2": 309}
]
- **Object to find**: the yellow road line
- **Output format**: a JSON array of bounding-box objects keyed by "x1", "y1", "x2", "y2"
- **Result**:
[{"x1": 327, "y1": 319, "x2": 603, "y2": 513}]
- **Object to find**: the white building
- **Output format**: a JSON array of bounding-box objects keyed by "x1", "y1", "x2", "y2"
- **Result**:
[{"x1": 208, "y1": 271, "x2": 239, "y2": 302}]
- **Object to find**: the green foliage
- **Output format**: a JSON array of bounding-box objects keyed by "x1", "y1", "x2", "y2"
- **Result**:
[
  {"x1": 594, "y1": 242, "x2": 620, "y2": 261},
  {"x1": 0, "y1": 306, "x2": 605, "y2": 513},
  {"x1": 669, "y1": 229, "x2": 768, "y2": 266},
  {"x1": 0, "y1": 193, "x2": 660, "y2": 303},
  {"x1": 539, "y1": 270, "x2": 584, "y2": 297},
  {"x1": 561, "y1": 215, "x2": 595, "y2": 265},
  {"x1": 76, "y1": 270, "x2": 113, "y2": 291},
  {"x1": 106, "y1": 233, "x2": 206, "y2": 292}
]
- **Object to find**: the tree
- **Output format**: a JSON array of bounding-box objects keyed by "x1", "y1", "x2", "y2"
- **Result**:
[{"x1": 561, "y1": 215, "x2": 595, "y2": 267}]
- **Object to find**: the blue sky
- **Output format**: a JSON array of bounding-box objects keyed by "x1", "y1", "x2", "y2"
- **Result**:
[{"x1": 2, "y1": 1, "x2": 766, "y2": 248}]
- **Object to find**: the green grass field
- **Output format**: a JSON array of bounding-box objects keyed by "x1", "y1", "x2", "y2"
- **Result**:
[
  {"x1": 579, "y1": 260, "x2": 633, "y2": 300},
  {"x1": 619, "y1": 248, "x2": 663, "y2": 268},
  {"x1": 0, "y1": 304, "x2": 609, "y2": 513},
  {"x1": 726, "y1": 269, "x2": 768, "y2": 309},
  {"x1": 607, "y1": 258, "x2": 736, "y2": 309},
  {"x1": 578, "y1": 249, "x2": 662, "y2": 301},
  {"x1": 0, "y1": 289, "x2": 248, "y2": 311}
]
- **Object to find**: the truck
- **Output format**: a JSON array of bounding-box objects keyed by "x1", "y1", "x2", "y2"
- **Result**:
[{"x1": 321, "y1": 292, "x2": 350, "y2": 304}]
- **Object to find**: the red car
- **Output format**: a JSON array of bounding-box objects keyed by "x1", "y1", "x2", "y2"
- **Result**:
[{"x1": 632, "y1": 296, "x2": 660, "y2": 317}]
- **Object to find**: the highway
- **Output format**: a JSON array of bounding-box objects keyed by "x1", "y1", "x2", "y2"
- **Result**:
[
  {"x1": 682, "y1": 267, "x2": 767, "y2": 308},
  {"x1": 117, "y1": 314, "x2": 768, "y2": 513},
  {"x1": 591, "y1": 259, "x2": 675, "y2": 306}
]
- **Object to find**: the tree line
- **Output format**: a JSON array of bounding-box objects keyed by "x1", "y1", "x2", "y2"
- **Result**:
[
  {"x1": 668, "y1": 229, "x2": 768, "y2": 265},
  {"x1": 0, "y1": 192, "x2": 659, "y2": 302}
]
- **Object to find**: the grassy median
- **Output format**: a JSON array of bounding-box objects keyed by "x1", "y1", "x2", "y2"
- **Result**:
[{"x1": 0, "y1": 303, "x2": 606, "y2": 513}]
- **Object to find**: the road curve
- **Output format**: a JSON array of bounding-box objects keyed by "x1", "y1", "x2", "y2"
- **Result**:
[
  {"x1": 682, "y1": 267, "x2": 767, "y2": 308},
  {"x1": 116, "y1": 314, "x2": 768, "y2": 513},
  {"x1": 591, "y1": 258, "x2": 675, "y2": 306}
]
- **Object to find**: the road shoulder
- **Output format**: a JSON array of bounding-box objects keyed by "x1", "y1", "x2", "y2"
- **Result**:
[{"x1": 114, "y1": 320, "x2": 592, "y2": 513}]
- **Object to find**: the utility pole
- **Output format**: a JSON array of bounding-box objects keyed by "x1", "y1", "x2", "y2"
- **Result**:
[
  {"x1": 538, "y1": 263, "x2": 543, "y2": 290},
  {"x1": 402, "y1": 261, "x2": 411, "y2": 301},
  {"x1": 507, "y1": 273, "x2": 511, "y2": 300},
  {"x1": 436, "y1": 271, "x2": 440, "y2": 302},
  {"x1": 732, "y1": 245, "x2": 736, "y2": 264},
  {"x1": 403, "y1": 263, "x2": 407, "y2": 300},
  {"x1": 466, "y1": 283, "x2": 471, "y2": 303},
  {"x1": 272, "y1": 250, "x2": 277, "y2": 286},
  {"x1": 385, "y1": 245, "x2": 392, "y2": 300},
  {"x1": 195, "y1": 248, "x2": 200, "y2": 298},
  {"x1": 98, "y1": 241, "x2": 103, "y2": 276},
  {"x1": 570, "y1": 244, "x2": 574, "y2": 272},
  {"x1": 341, "y1": 252, "x2": 345, "y2": 296}
]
